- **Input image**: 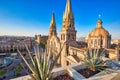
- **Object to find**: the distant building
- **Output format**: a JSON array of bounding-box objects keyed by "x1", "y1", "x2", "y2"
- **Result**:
[
  {"x1": 35, "y1": 34, "x2": 48, "y2": 45},
  {"x1": 112, "y1": 40, "x2": 120, "y2": 45},
  {"x1": 111, "y1": 40, "x2": 120, "y2": 49},
  {"x1": 0, "y1": 37, "x2": 33, "y2": 53},
  {"x1": 77, "y1": 37, "x2": 86, "y2": 42}
]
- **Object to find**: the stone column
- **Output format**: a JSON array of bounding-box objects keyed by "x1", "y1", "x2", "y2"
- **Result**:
[{"x1": 115, "y1": 47, "x2": 120, "y2": 60}]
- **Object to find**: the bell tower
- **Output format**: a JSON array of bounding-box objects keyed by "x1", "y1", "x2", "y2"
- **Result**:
[
  {"x1": 60, "y1": 0, "x2": 77, "y2": 66},
  {"x1": 60, "y1": 0, "x2": 76, "y2": 44}
]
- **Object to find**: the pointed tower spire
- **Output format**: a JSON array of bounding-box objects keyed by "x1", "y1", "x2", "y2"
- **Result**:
[
  {"x1": 63, "y1": 0, "x2": 74, "y2": 20},
  {"x1": 60, "y1": 0, "x2": 76, "y2": 67},
  {"x1": 50, "y1": 13, "x2": 56, "y2": 27},
  {"x1": 49, "y1": 13, "x2": 57, "y2": 36}
]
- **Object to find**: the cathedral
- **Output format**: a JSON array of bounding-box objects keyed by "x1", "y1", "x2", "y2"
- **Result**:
[
  {"x1": 86, "y1": 19, "x2": 111, "y2": 49},
  {"x1": 47, "y1": 0, "x2": 119, "y2": 67}
]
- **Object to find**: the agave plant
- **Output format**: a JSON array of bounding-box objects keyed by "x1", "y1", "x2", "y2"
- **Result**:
[
  {"x1": 18, "y1": 44, "x2": 64, "y2": 80},
  {"x1": 82, "y1": 48, "x2": 109, "y2": 71}
]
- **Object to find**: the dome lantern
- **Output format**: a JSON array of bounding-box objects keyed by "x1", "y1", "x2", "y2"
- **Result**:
[{"x1": 97, "y1": 19, "x2": 103, "y2": 28}]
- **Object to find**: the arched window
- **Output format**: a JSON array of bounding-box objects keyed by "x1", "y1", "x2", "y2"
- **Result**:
[
  {"x1": 68, "y1": 34, "x2": 70, "y2": 40},
  {"x1": 63, "y1": 34, "x2": 65, "y2": 40},
  {"x1": 94, "y1": 39, "x2": 97, "y2": 46},
  {"x1": 100, "y1": 39, "x2": 103, "y2": 45},
  {"x1": 98, "y1": 39, "x2": 100, "y2": 45},
  {"x1": 61, "y1": 35, "x2": 62, "y2": 40},
  {"x1": 54, "y1": 42, "x2": 56, "y2": 50},
  {"x1": 91, "y1": 39, "x2": 93, "y2": 44},
  {"x1": 72, "y1": 35, "x2": 74, "y2": 40},
  {"x1": 61, "y1": 34, "x2": 65, "y2": 40}
]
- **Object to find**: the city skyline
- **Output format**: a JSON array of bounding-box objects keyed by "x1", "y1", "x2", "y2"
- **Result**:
[
  {"x1": 0, "y1": 0, "x2": 120, "y2": 39},
  {"x1": 0, "y1": 0, "x2": 120, "y2": 79}
]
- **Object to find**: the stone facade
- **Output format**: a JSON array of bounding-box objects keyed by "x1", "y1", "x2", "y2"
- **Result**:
[
  {"x1": 47, "y1": 0, "x2": 77, "y2": 66},
  {"x1": 47, "y1": 0, "x2": 120, "y2": 67},
  {"x1": 47, "y1": 13, "x2": 61, "y2": 64},
  {"x1": 0, "y1": 39, "x2": 32, "y2": 53}
]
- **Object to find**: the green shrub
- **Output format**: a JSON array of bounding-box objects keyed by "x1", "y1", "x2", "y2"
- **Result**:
[
  {"x1": 40, "y1": 41, "x2": 46, "y2": 48},
  {"x1": 14, "y1": 66, "x2": 22, "y2": 74},
  {"x1": 0, "y1": 70, "x2": 7, "y2": 76},
  {"x1": 22, "y1": 53, "x2": 26, "y2": 57}
]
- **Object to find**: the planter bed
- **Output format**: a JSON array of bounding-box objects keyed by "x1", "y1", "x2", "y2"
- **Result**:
[
  {"x1": 11, "y1": 63, "x2": 120, "y2": 80},
  {"x1": 77, "y1": 68, "x2": 100, "y2": 78},
  {"x1": 53, "y1": 73, "x2": 74, "y2": 80},
  {"x1": 52, "y1": 68, "x2": 74, "y2": 80},
  {"x1": 69, "y1": 63, "x2": 120, "y2": 80},
  {"x1": 76, "y1": 66, "x2": 107, "y2": 78}
]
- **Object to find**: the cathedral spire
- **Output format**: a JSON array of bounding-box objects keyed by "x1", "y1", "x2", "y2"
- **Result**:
[
  {"x1": 63, "y1": 0, "x2": 74, "y2": 20},
  {"x1": 50, "y1": 13, "x2": 56, "y2": 27},
  {"x1": 49, "y1": 13, "x2": 57, "y2": 36}
]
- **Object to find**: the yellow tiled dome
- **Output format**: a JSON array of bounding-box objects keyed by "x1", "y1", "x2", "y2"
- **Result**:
[{"x1": 89, "y1": 19, "x2": 109, "y2": 37}]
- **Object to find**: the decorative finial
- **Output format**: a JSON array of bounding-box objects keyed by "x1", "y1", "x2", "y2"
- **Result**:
[
  {"x1": 98, "y1": 14, "x2": 101, "y2": 19},
  {"x1": 97, "y1": 14, "x2": 103, "y2": 28}
]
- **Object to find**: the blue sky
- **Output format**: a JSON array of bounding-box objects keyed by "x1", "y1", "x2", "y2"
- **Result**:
[{"x1": 0, "y1": 0, "x2": 120, "y2": 39}]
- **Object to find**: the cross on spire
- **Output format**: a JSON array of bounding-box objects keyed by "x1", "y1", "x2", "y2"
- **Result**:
[{"x1": 98, "y1": 14, "x2": 101, "y2": 19}]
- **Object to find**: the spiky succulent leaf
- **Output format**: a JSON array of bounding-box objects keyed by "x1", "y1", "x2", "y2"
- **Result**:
[
  {"x1": 82, "y1": 48, "x2": 109, "y2": 71},
  {"x1": 18, "y1": 43, "x2": 64, "y2": 80}
]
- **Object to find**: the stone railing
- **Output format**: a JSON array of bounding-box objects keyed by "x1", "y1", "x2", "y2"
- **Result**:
[{"x1": 11, "y1": 62, "x2": 120, "y2": 80}]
